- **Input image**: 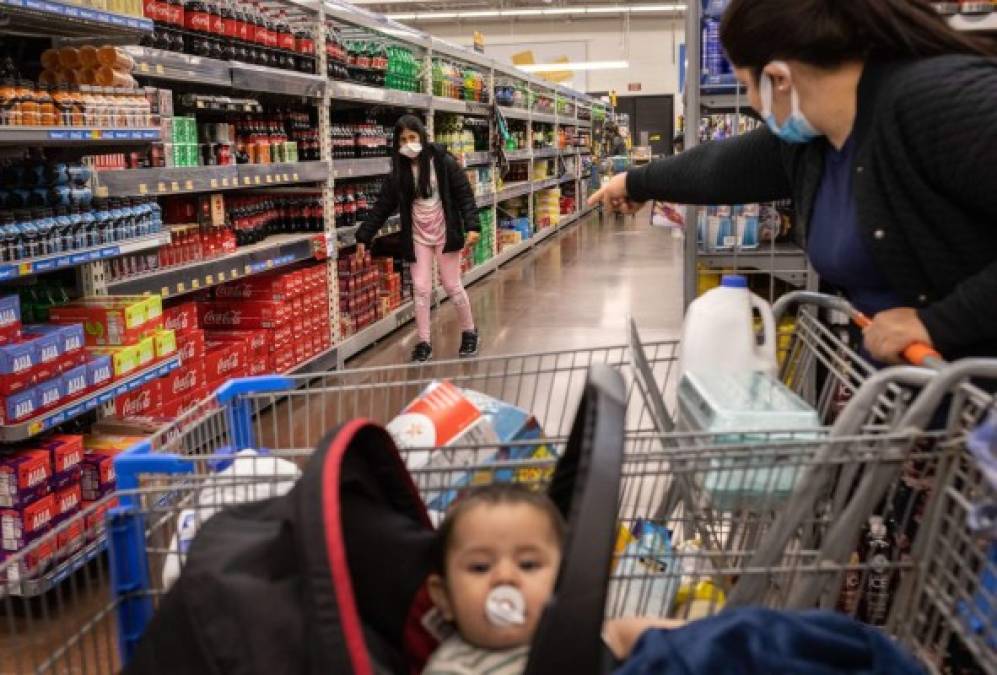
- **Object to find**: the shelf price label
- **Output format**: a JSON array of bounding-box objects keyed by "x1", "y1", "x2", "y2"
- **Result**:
[
  {"x1": 139, "y1": 62, "x2": 150, "y2": 73},
  {"x1": 205, "y1": 274, "x2": 214, "y2": 285},
  {"x1": 254, "y1": 176, "x2": 261, "y2": 185},
  {"x1": 217, "y1": 271, "x2": 225, "y2": 282},
  {"x1": 243, "y1": 177, "x2": 251, "y2": 186},
  {"x1": 210, "y1": 179, "x2": 218, "y2": 188},
  {"x1": 191, "y1": 278, "x2": 200, "y2": 290},
  {"x1": 138, "y1": 183, "x2": 148, "y2": 195},
  {"x1": 157, "y1": 182, "x2": 166, "y2": 193},
  {"x1": 184, "y1": 180, "x2": 193, "y2": 190},
  {"x1": 161, "y1": 286, "x2": 170, "y2": 297},
  {"x1": 265, "y1": 175, "x2": 273, "y2": 184},
  {"x1": 230, "y1": 268, "x2": 238, "y2": 278},
  {"x1": 222, "y1": 178, "x2": 230, "y2": 187},
  {"x1": 176, "y1": 281, "x2": 185, "y2": 293},
  {"x1": 171, "y1": 181, "x2": 180, "y2": 192},
  {"x1": 293, "y1": 173, "x2": 299, "y2": 181},
  {"x1": 156, "y1": 64, "x2": 165, "y2": 74}
]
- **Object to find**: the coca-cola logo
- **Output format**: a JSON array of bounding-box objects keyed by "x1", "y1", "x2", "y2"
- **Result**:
[
  {"x1": 166, "y1": 313, "x2": 190, "y2": 331},
  {"x1": 186, "y1": 10, "x2": 210, "y2": 31},
  {"x1": 172, "y1": 370, "x2": 198, "y2": 394},
  {"x1": 180, "y1": 341, "x2": 197, "y2": 360},
  {"x1": 203, "y1": 310, "x2": 241, "y2": 325},
  {"x1": 121, "y1": 391, "x2": 151, "y2": 416},
  {"x1": 216, "y1": 354, "x2": 240, "y2": 373}
]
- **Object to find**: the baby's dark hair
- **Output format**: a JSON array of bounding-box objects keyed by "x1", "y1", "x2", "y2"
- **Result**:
[{"x1": 432, "y1": 483, "x2": 566, "y2": 575}]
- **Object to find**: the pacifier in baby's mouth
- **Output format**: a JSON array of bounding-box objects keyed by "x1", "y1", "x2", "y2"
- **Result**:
[{"x1": 485, "y1": 585, "x2": 526, "y2": 627}]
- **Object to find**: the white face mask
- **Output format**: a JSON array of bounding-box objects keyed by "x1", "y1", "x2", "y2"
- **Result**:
[{"x1": 399, "y1": 141, "x2": 422, "y2": 159}]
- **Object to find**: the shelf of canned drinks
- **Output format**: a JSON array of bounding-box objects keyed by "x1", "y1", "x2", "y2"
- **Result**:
[
  {"x1": 106, "y1": 232, "x2": 324, "y2": 297},
  {"x1": 0, "y1": 232, "x2": 170, "y2": 281},
  {"x1": 94, "y1": 161, "x2": 329, "y2": 198},
  {"x1": 0, "y1": 127, "x2": 160, "y2": 146},
  {"x1": 0, "y1": 355, "x2": 180, "y2": 442},
  {"x1": 0, "y1": 0, "x2": 152, "y2": 39}
]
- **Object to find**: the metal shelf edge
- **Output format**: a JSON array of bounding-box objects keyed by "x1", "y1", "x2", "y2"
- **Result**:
[{"x1": 0, "y1": 232, "x2": 170, "y2": 281}]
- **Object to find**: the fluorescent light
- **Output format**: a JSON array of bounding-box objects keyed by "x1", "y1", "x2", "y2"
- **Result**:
[
  {"x1": 501, "y1": 8, "x2": 543, "y2": 16},
  {"x1": 386, "y1": 13, "x2": 415, "y2": 20},
  {"x1": 520, "y1": 60, "x2": 629, "y2": 72},
  {"x1": 459, "y1": 9, "x2": 500, "y2": 17},
  {"x1": 586, "y1": 6, "x2": 624, "y2": 13},
  {"x1": 541, "y1": 7, "x2": 575, "y2": 14}
]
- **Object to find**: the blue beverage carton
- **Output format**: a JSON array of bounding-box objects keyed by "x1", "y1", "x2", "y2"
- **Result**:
[
  {"x1": 87, "y1": 356, "x2": 113, "y2": 388},
  {"x1": 0, "y1": 295, "x2": 21, "y2": 333},
  {"x1": 34, "y1": 377, "x2": 64, "y2": 411},
  {"x1": 0, "y1": 387, "x2": 39, "y2": 425},
  {"x1": 62, "y1": 364, "x2": 89, "y2": 399},
  {"x1": 23, "y1": 329, "x2": 62, "y2": 380},
  {"x1": 0, "y1": 341, "x2": 36, "y2": 376},
  {"x1": 25, "y1": 324, "x2": 85, "y2": 356}
]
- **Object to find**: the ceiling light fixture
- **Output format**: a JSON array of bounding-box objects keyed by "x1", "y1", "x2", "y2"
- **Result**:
[{"x1": 519, "y1": 60, "x2": 630, "y2": 72}]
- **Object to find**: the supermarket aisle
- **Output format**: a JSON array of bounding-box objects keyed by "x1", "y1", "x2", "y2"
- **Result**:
[{"x1": 350, "y1": 209, "x2": 684, "y2": 367}]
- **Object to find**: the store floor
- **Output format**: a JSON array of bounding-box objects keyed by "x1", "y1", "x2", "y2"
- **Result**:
[{"x1": 350, "y1": 209, "x2": 685, "y2": 368}]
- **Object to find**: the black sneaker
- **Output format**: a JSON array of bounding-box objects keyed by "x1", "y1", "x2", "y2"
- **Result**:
[
  {"x1": 458, "y1": 330, "x2": 479, "y2": 358},
  {"x1": 411, "y1": 341, "x2": 433, "y2": 363}
]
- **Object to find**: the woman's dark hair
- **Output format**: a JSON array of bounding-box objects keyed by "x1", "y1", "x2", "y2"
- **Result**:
[
  {"x1": 720, "y1": 0, "x2": 993, "y2": 78},
  {"x1": 431, "y1": 483, "x2": 566, "y2": 575},
  {"x1": 392, "y1": 114, "x2": 432, "y2": 200}
]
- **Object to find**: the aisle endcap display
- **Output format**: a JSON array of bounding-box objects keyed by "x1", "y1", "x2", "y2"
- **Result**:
[
  {"x1": 0, "y1": 233, "x2": 170, "y2": 281},
  {"x1": 0, "y1": 355, "x2": 180, "y2": 442},
  {"x1": 0, "y1": 127, "x2": 160, "y2": 146},
  {"x1": 106, "y1": 233, "x2": 324, "y2": 297},
  {"x1": 0, "y1": 0, "x2": 152, "y2": 38}
]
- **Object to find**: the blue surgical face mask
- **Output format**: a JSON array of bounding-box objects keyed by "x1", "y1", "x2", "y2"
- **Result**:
[{"x1": 759, "y1": 62, "x2": 821, "y2": 144}]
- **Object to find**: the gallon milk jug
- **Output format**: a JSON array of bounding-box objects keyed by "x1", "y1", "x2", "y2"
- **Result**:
[{"x1": 679, "y1": 275, "x2": 778, "y2": 376}]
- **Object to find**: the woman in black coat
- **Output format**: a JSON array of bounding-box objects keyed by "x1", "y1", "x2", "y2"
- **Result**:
[
  {"x1": 591, "y1": 0, "x2": 997, "y2": 364},
  {"x1": 356, "y1": 115, "x2": 481, "y2": 362}
]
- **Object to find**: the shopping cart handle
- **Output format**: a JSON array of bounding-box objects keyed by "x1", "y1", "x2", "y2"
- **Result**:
[
  {"x1": 850, "y1": 312, "x2": 944, "y2": 368},
  {"x1": 214, "y1": 376, "x2": 296, "y2": 405}
]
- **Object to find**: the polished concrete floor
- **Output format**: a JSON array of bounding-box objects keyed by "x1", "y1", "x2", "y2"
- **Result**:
[{"x1": 350, "y1": 209, "x2": 685, "y2": 368}]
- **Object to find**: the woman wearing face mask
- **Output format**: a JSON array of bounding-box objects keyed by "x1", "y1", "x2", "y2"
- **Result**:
[
  {"x1": 589, "y1": 0, "x2": 997, "y2": 364},
  {"x1": 356, "y1": 114, "x2": 481, "y2": 362}
]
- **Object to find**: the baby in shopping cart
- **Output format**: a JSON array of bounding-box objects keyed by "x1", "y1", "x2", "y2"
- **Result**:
[{"x1": 423, "y1": 483, "x2": 680, "y2": 674}]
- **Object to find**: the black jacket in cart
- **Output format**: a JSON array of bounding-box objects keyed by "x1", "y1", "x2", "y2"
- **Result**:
[
  {"x1": 627, "y1": 55, "x2": 997, "y2": 360},
  {"x1": 356, "y1": 143, "x2": 481, "y2": 261}
]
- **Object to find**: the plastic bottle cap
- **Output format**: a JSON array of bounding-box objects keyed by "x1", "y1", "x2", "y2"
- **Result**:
[{"x1": 720, "y1": 274, "x2": 747, "y2": 288}]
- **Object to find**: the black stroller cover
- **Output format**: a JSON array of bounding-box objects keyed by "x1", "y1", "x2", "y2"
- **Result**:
[{"x1": 125, "y1": 364, "x2": 626, "y2": 675}]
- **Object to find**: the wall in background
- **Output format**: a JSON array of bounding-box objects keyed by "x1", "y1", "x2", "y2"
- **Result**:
[{"x1": 418, "y1": 17, "x2": 686, "y2": 121}]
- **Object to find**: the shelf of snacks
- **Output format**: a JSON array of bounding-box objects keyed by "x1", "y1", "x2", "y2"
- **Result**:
[{"x1": 106, "y1": 232, "x2": 325, "y2": 298}]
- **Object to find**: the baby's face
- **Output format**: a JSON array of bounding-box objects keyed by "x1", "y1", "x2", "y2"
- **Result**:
[{"x1": 440, "y1": 502, "x2": 562, "y2": 650}]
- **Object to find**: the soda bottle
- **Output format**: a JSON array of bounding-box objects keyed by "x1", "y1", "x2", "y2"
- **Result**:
[{"x1": 861, "y1": 516, "x2": 894, "y2": 625}]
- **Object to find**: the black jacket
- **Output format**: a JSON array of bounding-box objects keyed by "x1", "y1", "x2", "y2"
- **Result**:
[
  {"x1": 627, "y1": 56, "x2": 997, "y2": 359},
  {"x1": 356, "y1": 143, "x2": 480, "y2": 261}
]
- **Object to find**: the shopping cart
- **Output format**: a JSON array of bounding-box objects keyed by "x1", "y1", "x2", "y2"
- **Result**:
[{"x1": 2, "y1": 298, "x2": 993, "y2": 674}]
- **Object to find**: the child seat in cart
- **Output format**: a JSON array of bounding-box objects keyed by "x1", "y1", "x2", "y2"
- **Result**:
[{"x1": 122, "y1": 365, "x2": 629, "y2": 675}]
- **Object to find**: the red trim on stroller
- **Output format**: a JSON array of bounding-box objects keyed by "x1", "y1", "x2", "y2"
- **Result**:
[{"x1": 323, "y1": 419, "x2": 376, "y2": 675}]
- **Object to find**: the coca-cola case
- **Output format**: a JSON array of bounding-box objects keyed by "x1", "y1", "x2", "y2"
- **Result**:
[
  {"x1": 114, "y1": 380, "x2": 163, "y2": 418},
  {"x1": 203, "y1": 341, "x2": 248, "y2": 391},
  {"x1": 199, "y1": 301, "x2": 291, "y2": 329},
  {"x1": 176, "y1": 329, "x2": 207, "y2": 366}
]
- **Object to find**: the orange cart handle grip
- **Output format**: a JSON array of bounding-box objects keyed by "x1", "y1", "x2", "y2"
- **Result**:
[{"x1": 851, "y1": 311, "x2": 943, "y2": 367}]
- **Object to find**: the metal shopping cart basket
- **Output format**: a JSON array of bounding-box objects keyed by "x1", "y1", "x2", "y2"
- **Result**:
[{"x1": 1, "y1": 299, "x2": 993, "y2": 674}]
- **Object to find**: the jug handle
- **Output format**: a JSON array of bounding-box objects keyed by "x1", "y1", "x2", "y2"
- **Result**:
[{"x1": 750, "y1": 293, "x2": 777, "y2": 367}]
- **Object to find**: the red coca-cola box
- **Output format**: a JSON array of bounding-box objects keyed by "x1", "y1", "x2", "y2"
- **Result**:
[
  {"x1": 213, "y1": 275, "x2": 292, "y2": 301},
  {"x1": 161, "y1": 363, "x2": 204, "y2": 400},
  {"x1": 115, "y1": 380, "x2": 162, "y2": 418},
  {"x1": 247, "y1": 353, "x2": 272, "y2": 376},
  {"x1": 285, "y1": 270, "x2": 304, "y2": 298},
  {"x1": 199, "y1": 301, "x2": 291, "y2": 329},
  {"x1": 163, "y1": 301, "x2": 199, "y2": 334},
  {"x1": 204, "y1": 341, "x2": 247, "y2": 391},
  {"x1": 206, "y1": 329, "x2": 268, "y2": 355},
  {"x1": 270, "y1": 324, "x2": 292, "y2": 350},
  {"x1": 176, "y1": 329, "x2": 207, "y2": 366},
  {"x1": 272, "y1": 344, "x2": 294, "y2": 372},
  {"x1": 162, "y1": 383, "x2": 207, "y2": 418},
  {"x1": 291, "y1": 317, "x2": 304, "y2": 341}
]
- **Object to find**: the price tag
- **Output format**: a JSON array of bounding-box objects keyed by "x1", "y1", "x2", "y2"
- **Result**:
[
  {"x1": 156, "y1": 64, "x2": 165, "y2": 74},
  {"x1": 230, "y1": 268, "x2": 238, "y2": 278},
  {"x1": 95, "y1": 186, "x2": 109, "y2": 198},
  {"x1": 138, "y1": 183, "x2": 148, "y2": 195},
  {"x1": 139, "y1": 62, "x2": 150, "y2": 73},
  {"x1": 191, "y1": 278, "x2": 200, "y2": 289},
  {"x1": 19, "y1": 262, "x2": 32, "y2": 276},
  {"x1": 253, "y1": 176, "x2": 261, "y2": 185},
  {"x1": 265, "y1": 175, "x2": 273, "y2": 184},
  {"x1": 184, "y1": 180, "x2": 193, "y2": 190},
  {"x1": 205, "y1": 274, "x2": 214, "y2": 285},
  {"x1": 170, "y1": 181, "x2": 180, "y2": 192},
  {"x1": 282, "y1": 173, "x2": 289, "y2": 182},
  {"x1": 157, "y1": 182, "x2": 166, "y2": 193},
  {"x1": 161, "y1": 286, "x2": 170, "y2": 297},
  {"x1": 217, "y1": 271, "x2": 226, "y2": 282},
  {"x1": 177, "y1": 281, "x2": 186, "y2": 293},
  {"x1": 222, "y1": 178, "x2": 230, "y2": 187},
  {"x1": 27, "y1": 420, "x2": 43, "y2": 437},
  {"x1": 244, "y1": 265, "x2": 251, "y2": 275},
  {"x1": 293, "y1": 173, "x2": 299, "y2": 181},
  {"x1": 196, "y1": 100, "x2": 205, "y2": 109},
  {"x1": 265, "y1": 259, "x2": 274, "y2": 269},
  {"x1": 243, "y1": 177, "x2": 251, "y2": 186},
  {"x1": 210, "y1": 179, "x2": 218, "y2": 188}
]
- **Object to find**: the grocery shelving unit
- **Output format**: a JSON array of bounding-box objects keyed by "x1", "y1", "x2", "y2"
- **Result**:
[{"x1": 682, "y1": 0, "x2": 814, "y2": 306}]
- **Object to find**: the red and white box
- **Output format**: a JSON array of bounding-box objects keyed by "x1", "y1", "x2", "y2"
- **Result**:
[
  {"x1": 213, "y1": 274, "x2": 292, "y2": 301},
  {"x1": 115, "y1": 380, "x2": 162, "y2": 418},
  {"x1": 206, "y1": 329, "x2": 268, "y2": 355},
  {"x1": 163, "y1": 301, "x2": 199, "y2": 334},
  {"x1": 84, "y1": 497, "x2": 117, "y2": 542},
  {"x1": 40, "y1": 434, "x2": 84, "y2": 489},
  {"x1": 56, "y1": 518, "x2": 85, "y2": 561},
  {"x1": 1, "y1": 493, "x2": 56, "y2": 552},
  {"x1": 204, "y1": 341, "x2": 247, "y2": 390},
  {"x1": 176, "y1": 328, "x2": 207, "y2": 366},
  {"x1": 0, "y1": 450, "x2": 52, "y2": 509},
  {"x1": 161, "y1": 364, "x2": 204, "y2": 401},
  {"x1": 82, "y1": 452, "x2": 117, "y2": 502},
  {"x1": 270, "y1": 324, "x2": 292, "y2": 350},
  {"x1": 54, "y1": 482, "x2": 82, "y2": 524},
  {"x1": 272, "y1": 344, "x2": 294, "y2": 372},
  {"x1": 199, "y1": 301, "x2": 291, "y2": 329}
]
